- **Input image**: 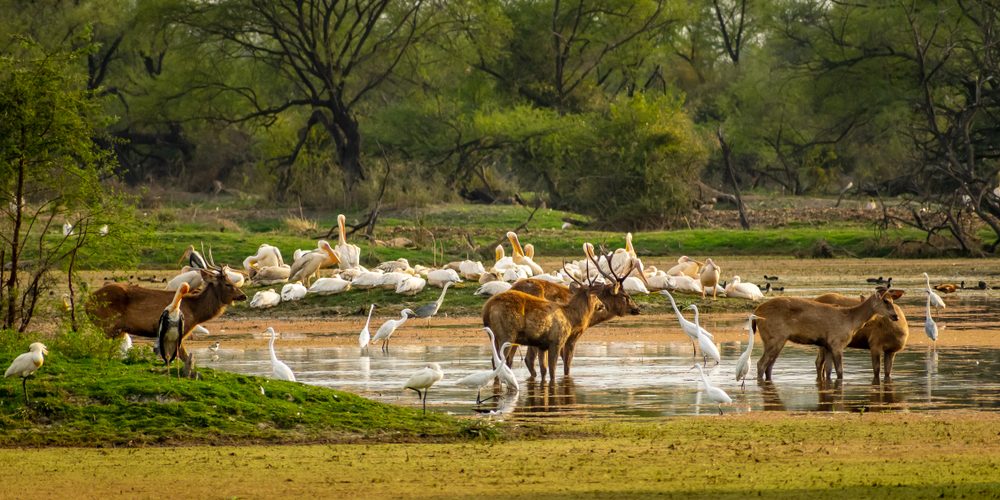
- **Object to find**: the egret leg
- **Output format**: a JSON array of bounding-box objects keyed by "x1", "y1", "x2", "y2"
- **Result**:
[
  {"x1": 718, "y1": 405, "x2": 723, "y2": 415},
  {"x1": 21, "y1": 377, "x2": 29, "y2": 404},
  {"x1": 740, "y1": 378, "x2": 746, "y2": 391},
  {"x1": 422, "y1": 389, "x2": 428, "y2": 415}
]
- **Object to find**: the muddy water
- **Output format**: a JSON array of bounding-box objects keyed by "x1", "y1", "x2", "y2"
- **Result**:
[
  {"x1": 205, "y1": 341, "x2": 1000, "y2": 418},
  {"x1": 195, "y1": 257, "x2": 1000, "y2": 418}
]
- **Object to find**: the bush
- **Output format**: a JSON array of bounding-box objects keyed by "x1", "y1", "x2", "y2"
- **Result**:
[{"x1": 48, "y1": 321, "x2": 119, "y2": 361}]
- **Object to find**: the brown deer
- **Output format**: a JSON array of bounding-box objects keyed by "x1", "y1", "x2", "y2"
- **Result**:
[
  {"x1": 752, "y1": 287, "x2": 900, "y2": 381},
  {"x1": 482, "y1": 283, "x2": 606, "y2": 382},
  {"x1": 513, "y1": 261, "x2": 641, "y2": 377},
  {"x1": 812, "y1": 291, "x2": 908, "y2": 382},
  {"x1": 87, "y1": 268, "x2": 247, "y2": 359}
]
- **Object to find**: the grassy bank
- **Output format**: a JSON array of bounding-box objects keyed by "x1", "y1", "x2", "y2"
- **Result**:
[
  {"x1": 77, "y1": 203, "x2": 924, "y2": 269},
  {"x1": 2, "y1": 412, "x2": 997, "y2": 497},
  {"x1": 0, "y1": 333, "x2": 481, "y2": 446}
]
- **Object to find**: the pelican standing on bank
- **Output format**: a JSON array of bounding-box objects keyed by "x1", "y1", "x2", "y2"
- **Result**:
[{"x1": 335, "y1": 214, "x2": 362, "y2": 269}]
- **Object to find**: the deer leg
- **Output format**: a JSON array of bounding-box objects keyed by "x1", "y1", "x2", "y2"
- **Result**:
[
  {"x1": 758, "y1": 341, "x2": 785, "y2": 381},
  {"x1": 525, "y1": 347, "x2": 538, "y2": 378},
  {"x1": 562, "y1": 340, "x2": 576, "y2": 376},
  {"x1": 870, "y1": 350, "x2": 882, "y2": 381},
  {"x1": 831, "y1": 350, "x2": 845, "y2": 380},
  {"x1": 883, "y1": 351, "x2": 897, "y2": 381},
  {"x1": 547, "y1": 343, "x2": 560, "y2": 383}
]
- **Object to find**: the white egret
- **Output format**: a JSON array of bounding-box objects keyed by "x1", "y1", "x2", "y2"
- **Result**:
[
  {"x1": 692, "y1": 364, "x2": 732, "y2": 415},
  {"x1": 735, "y1": 314, "x2": 762, "y2": 389},
  {"x1": 660, "y1": 290, "x2": 713, "y2": 356},
  {"x1": 119, "y1": 333, "x2": 133, "y2": 357},
  {"x1": 359, "y1": 304, "x2": 375, "y2": 354},
  {"x1": 922, "y1": 272, "x2": 946, "y2": 308},
  {"x1": 924, "y1": 293, "x2": 939, "y2": 344},
  {"x1": 404, "y1": 362, "x2": 444, "y2": 414},
  {"x1": 266, "y1": 327, "x2": 296, "y2": 381},
  {"x1": 371, "y1": 309, "x2": 414, "y2": 352},
  {"x1": 688, "y1": 305, "x2": 721, "y2": 367}
]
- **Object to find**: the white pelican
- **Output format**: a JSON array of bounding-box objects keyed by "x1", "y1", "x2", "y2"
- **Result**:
[
  {"x1": 280, "y1": 281, "x2": 308, "y2": 301},
  {"x1": 922, "y1": 272, "x2": 946, "y2": 308},
  {"x1": 377, "y1": 258, "x2": 411, "y2": 273},
  {"x1": 458, "y1": 260, "x2": 486, "y2": 280},
  {"x1": 688, "y1": 305, "x2": 721, "y2": 366},
  {"x1": 395, "y1": 275, "x2": 427, "y2": 296},
  {"x1": 166, "y1": 267, "x2": 204, "y2": 291},
  {"x1": 427, "y1": 268, "x2": 462, "y2": 288},
  {"x1": 351, "y1": 269, "x2": 384, "y2": 289},
  {"x1": 359, "y1": 304, "x2": 375, "y2": 353},
  {"x1": 699, "y1": 258, "x2": 721, "y2": 299},
  {"x1": 623, "y1": 276, "x2": 650, "y2": 294},
  {"x1": 250, "y1": 265, "x2": 291, "y2": 285},
  {"x1": 666, "y1": 256, "x2": 702, "y2": 278},
  {"x1": 404, "y1": 362, "x2": 444, "y2": 414},
  {"x1": 4, "y1": 342, "x2": 48, "y2": 403},
  {"x1": 506, "y1": 232, "x2": 543, "y2": 275},
  {"x1": 243, "y1": 244, "x2": 284, "y2": 272},
  {"x1": 249, "y1": 289, "x2": 281, "y2": 309},
  {"x1": 475, "y1": 281, "x2": 512, "y2": 296},
  {"x1": 334, "y1": 214, "x2": 362, "y2": 269},
  {"x1": 288, "y1": 240, "x2": 339, "y2": 286},
  {"x1": 372, "y1": 309, "x2": 415, "y2": 352},
  {"x1": 308, "y1": 276, "x2": 352, "y2": 295},
  {"x1": 692, "y1": 364, "x2": 732, "y2": 415},
  {"x1": 491, "y1": 245, "x2": 516, "y2": 273},
  {"x1": 266, "y1": 327, "x2": 295, "y2": 381},
  {"x1": 725, "y1": 276, "x2": 764, "y2": 301},
  {"x1": 665, "y1": 274, "x2": 703, "y2": 294},
  {"x1": 378, "y1": 271, "x2": 412, "y2": 290}
]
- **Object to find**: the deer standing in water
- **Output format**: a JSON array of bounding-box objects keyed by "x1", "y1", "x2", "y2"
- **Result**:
[
  {"x1": 812, "y1": 290, "x2": 908, "y2": 382},
  {"x1": 752, "y1": 287, "x2": 900, "y2": 381}
]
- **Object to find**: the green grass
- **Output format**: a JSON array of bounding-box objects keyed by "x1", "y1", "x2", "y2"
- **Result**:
[
  {"x1": 0, "y1": 332, "x2": 485, "y2": 447},
  {"x1": 73, "y1": 202, "x2": 924, "y2": 269}
]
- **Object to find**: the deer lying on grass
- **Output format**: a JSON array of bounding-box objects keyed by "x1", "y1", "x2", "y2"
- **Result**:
[
  {"x1": 512, "y1": 247, "x2": 641, "y2": 378},
  {"x1": 87, "y1": 268, "x2": 247, "y2": 361},
  {"x1": 482, "y1": 276, "x2": 607, "y2": 382},
  {"x1": 752, "y1": 287, "x2": 900, "y2": 381},
  {"x1": 812, "y1": 291, "x2": 908, "y2": 382}
]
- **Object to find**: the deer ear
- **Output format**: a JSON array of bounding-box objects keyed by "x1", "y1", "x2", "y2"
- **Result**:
[
  {"x1": 568, "y1": 282, "x2": 581, "y2": 291},
  {"x1": 889, "y1": 290, "x2": 904, "y2": 299}
]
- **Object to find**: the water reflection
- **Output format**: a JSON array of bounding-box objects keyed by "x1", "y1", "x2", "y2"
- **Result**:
[{"x1": 204, "y1": 340, "x2": 1000, "y2": 419}]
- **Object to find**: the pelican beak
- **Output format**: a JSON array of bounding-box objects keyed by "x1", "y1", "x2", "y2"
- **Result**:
[
  {"x1": 178, "y1": 245, "x2": 192, "y2": 265},
  {"x1": 506, "y1": 232, "x2": 524, "y2": 257}
]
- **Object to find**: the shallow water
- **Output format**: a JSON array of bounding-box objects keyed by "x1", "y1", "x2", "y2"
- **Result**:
[{"x1": 206, "y1": 340, "x2": 1000, "y2": 419}]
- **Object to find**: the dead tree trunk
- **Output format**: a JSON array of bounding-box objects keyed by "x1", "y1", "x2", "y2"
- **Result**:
[{"x1": 718, "y1": 127, "x2": 750, "y2": 230}]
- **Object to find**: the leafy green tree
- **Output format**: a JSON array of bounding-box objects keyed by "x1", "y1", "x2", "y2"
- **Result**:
[{"x1": 0, "y1": 38, "x2": 141, "y2": 331}]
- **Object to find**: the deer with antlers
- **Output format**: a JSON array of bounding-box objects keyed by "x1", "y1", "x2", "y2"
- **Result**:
[
  {"x1": 513, "y1": 244, "x2": 643, "y2": 379},
  {"x1": 87, "y1": 266, "x2": 247, "y2": 362},
  {"x1": 484, "y1": 243, "x2": 642, "y2": 382}
]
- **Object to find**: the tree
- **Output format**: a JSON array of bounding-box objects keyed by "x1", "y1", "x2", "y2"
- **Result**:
[
  {"x1": 173, "y1": 0, "x2": 437, "y2": 199},
  {"x1": 0, "y1": 38, "x2": 140, "y2": 331}
]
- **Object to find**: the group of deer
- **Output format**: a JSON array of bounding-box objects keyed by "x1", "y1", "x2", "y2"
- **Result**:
[{"x1": 483, "y1": 243, "x2": 642, "y2": 382}]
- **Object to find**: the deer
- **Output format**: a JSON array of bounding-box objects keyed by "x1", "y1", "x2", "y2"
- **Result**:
[
  {"x1": 752, "y1": 287, "x2": 900, "y2": 381},
  {"x1": 482, "y1": 278, "x2": 607, "y2": 382},
  {"x1": 513, "y1": 245, "x2": 642, "y2": 378},
  {"x1": 812, "y1": 290, "x2": 908, "y2": 382},
  {"x1": 86, "y1": 267, "x2": 247, "y2": 361}
]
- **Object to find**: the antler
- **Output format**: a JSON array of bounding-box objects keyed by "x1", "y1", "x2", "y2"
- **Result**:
[
  {"x1": 562, "y1": 260, "x2": 585, "y2": 287},
  {"x1": 584, "y1": 243, "x2": 618, "y2": 284}
]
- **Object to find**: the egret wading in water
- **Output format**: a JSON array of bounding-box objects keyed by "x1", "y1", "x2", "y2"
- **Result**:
[
  {"x1": 372, "y1": 309, "x2": 414, "y2": 353},
  {"x1": 691, "y1": 364, "x2": 732, "y2": 415},
  {"x1": 688, "y1": 304, "x2": 721, "y2": 367},
  {"x1": 660, "y1": 290, "x2": 714, "y2": 358},
  {"x1": 735, "y1": 314, "x2": 762, "y2": 390},
  {"x1": 359, "y1": 304, "x2": 375, "y2": 354},
  {"x1": 404, "y1": 362, "x2": 444, "y2": 415},
  {"x1": 922, "y1": 272, "x2": 946, "y2": 308},
  {"x1": 456, "y1": 327, "x2": 519, "y2": 404},
  {"x1": 924, "y1": 292, "x2": 939, "y2": 347},
  {"x1": 4, "y1": 342, "x2": 48, "y2": 404},
  {"x1": 266, "y1": 327, "x2": 296, "y2": 382}
]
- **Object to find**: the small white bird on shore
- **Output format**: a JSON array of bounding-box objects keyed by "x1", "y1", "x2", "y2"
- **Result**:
[
  {"x1": 5, "y1": 342, "x2": 48, "y2": 404},
  {"x1": 404, "y1": 362, "x2": 444, "y2": 414}
]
